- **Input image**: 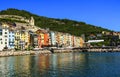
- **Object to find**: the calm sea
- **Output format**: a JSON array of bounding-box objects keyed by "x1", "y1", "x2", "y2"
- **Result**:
[{"x1": 0, "y1": 52, "x2": 120, "y2": 77}]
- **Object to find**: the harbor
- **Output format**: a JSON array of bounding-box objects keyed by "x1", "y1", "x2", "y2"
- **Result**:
[{"x1": 0, "y1": 52, "x2": 120, "y2": 77}]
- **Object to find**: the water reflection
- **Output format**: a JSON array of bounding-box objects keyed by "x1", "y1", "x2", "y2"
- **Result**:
[{"x1": 0, "y1": 52, "x2": 120, "y2": 77}]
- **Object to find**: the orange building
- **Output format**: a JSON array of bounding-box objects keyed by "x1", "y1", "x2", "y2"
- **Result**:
[
  {"x1": 36, "y1": 29, "x2": 49, "y2": 48},
  {"x1": 44, "y1": 33, "x2": 49, "y2": 46}
]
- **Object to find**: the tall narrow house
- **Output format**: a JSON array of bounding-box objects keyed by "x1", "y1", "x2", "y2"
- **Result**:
[
  {"x1": 0, "y1": 23, "x2": 9, "y2": 50},
  {"x1": 9, "y1": 30, "x2": 15, "y2": 49}
]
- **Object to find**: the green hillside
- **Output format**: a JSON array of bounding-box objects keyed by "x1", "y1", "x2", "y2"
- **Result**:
[{"x1": 0, "y1": 8, "x2": 111, "y2": 36}]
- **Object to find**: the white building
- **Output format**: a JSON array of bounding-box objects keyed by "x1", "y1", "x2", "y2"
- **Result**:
[
  {"x1": 50, "y1": 31, "x2": 56, "y2": 46},
  {"x1": 0, "y1": 24, "x2": 9, "y2": 51},
  {"x1": 68, "y1": 34, "x2": 72, "y2": 47},
  {"x1": 8, "y1": 30, "x2": 15, "y2": 49},
  {"x1": 87, "y1": 40, "x2": 104, "y2": 43}
]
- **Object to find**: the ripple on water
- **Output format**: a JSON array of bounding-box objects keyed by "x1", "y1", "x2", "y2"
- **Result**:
[{"x1": 0, "y1": 53, "x2": 120, "y2": 77}]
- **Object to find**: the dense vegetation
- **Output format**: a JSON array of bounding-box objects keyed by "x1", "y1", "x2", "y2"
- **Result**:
[
  {"x1": 0, "y1": 18, "x2": 26, "y2": 23},
  {"x1": 0, "y1": 8, "x2": 111, "y2": 37}
]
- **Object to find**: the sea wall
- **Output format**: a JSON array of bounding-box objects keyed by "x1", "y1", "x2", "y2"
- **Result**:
[
  {"x1": 86, "y1": 48, "x2": 120, "y2": 52},
  {"x1": 0, "y1": 50, "x2": 51, "y2": 57},
  {"x1": 0, "y1": 48, "x2": 120, "y2": 57},
  {"x1": 53, "y1": 48, "x2": 120, "y2": 53}
]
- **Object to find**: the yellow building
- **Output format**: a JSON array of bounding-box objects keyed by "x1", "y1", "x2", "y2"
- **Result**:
[
  {"x1": 55, "y1": 32, "x2": 60, "y2": 45},
  {"x1": 59, "y1": 32, "x2": 64, "y2": 46},
  {"x1": 74, "y1": 36, "x2": 84, "y2": 47},
  {"x1": 15, "y1": 30, "x2": 29, "y2": 50},
  {"x1": 80, "y1": 37, "x2": 84, "y2": 47},
  {"x1": 55, "y1": 32, "x2": 64, "y2": 46},
  {"x1": 14, "y1": 30, "x2": 21, "y2": 49},
  {"x1": 63, "y1": 33, "x2": 69, "y2": 47},
  {"x1": 40, "y1": 33, "x2": 44, "y2": 46},
  {"x1": 21, "y1": 30, "x2": 29, "y2": 49}
]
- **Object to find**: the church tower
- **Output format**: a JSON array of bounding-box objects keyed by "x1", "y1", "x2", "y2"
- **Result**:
[{"x1": 30, "y1": 16, "x2": 35, "y2": 26}]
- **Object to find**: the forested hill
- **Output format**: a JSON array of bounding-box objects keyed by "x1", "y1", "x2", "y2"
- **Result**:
[{"x1": 0, "y1": 8, "x2": 111, "y2": 36}]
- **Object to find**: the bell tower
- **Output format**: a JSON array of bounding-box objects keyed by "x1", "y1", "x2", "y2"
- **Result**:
[{"x1": 30, "y1": 16, "x2": 35, "y2": 26}]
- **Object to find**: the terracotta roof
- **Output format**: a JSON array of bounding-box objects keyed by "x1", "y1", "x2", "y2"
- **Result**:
[{"x1": 36, "y1": 29, "x2": 48, "y2": 34}]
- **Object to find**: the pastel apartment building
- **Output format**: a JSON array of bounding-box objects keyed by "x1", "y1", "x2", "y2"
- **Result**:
[
  {"x1": 9, "y1": 30, "x2": 15, "y2": 49},
  {"x1": 0, "y1": 23, "x2": 10, "y2": 50},
  {"x1": 49, "y1": 31, "x2": 56, "y2": 46},
  {"x1": 36, "y1": 29, "x2": 50, "y2": 48},
  {"x1": 0, "y1": 22, "x2": 84, "y2": 50}
]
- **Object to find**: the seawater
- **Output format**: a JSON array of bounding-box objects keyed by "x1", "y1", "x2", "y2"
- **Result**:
[{"x1": 0, "y1": 52, "x2": 120, "y2": 77}]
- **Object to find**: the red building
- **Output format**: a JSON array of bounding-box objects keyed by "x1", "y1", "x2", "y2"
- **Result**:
[
  {"x1": 36, "y1": 29, "x2": 49, "y2": 48},
  {"x1": 44, "y1": 33, "x2": 49, "y2": 47}
]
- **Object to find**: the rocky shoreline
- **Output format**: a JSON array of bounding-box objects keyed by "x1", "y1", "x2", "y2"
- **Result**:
[
  {"x1": 0, "y1": 50, "x2": 51, "y2": 57},
  {"x1": 0, "y1": 48, "x2": 120, "y2": 57},
  {"x1": 53, "y1": 48, "x2": 120, "y2": 53}
]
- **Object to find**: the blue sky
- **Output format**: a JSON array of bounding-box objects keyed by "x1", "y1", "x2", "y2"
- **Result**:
[{"x1": 0, "y1": 0, "x2": 120, "y2": 31}]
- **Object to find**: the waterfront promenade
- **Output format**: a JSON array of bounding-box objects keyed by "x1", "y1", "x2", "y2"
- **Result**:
[
  {"x1": 0, "y1": 47, "x2": 120, "y2": 57},
  {"x1": 0, "y1": 50, "x2": 51, "y2": 57},
  {"x1": 53, "y1": 47, "x2": 120, "y2": 53}
]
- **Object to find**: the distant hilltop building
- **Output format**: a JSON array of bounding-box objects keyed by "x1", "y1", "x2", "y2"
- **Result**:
[
  {"x1": 0, "y1": 15, "x2": 40, "y2": 31},
  {"x1": 29, "y1": 16, "x2": 35, "y2": 26}
]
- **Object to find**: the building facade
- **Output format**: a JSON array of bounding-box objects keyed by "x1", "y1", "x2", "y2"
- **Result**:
[
  {"x1": 8, "y1": 30, "x2": 15, "y2": 49},
  {"x1": 49, "y1": 31, "x2": 56, "y2": 46},
  {"x1": 0, "y1": 24, "x2": 9, "y2": 50}
]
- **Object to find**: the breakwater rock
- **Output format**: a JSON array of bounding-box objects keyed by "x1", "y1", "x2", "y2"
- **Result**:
[
  {"x1": 0, "y1": 50, "x2": 51, "y2": 57},
  {"x1": 51, "y1": 47, "x2": 120, "y2": 53}
]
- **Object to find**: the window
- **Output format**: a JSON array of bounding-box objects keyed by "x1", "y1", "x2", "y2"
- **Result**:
[
  {"x1": 0, "y1": 29, "x2": 2, "y2": 35},
  {"x1": 5, "y1": 42, "x2": 7, "y2": 44},
  {"x1": 0, "y1": 32, "x2": 2, "y2": 35},
  {"x1": 5, "y1": 39, "x2": 7, "y2": 41},
  {"x1": 5, "y1": 35, "x2": 7, "y2": 37},
  {"x1": 5, "y1": 32, "x2": 7, "y2": 34},
  {"x1": 9, "y1": 39, "x2": 11, "y2": 41},
  {"x1": 12, "y1": 39, "x2": 14, "y2": 41}
]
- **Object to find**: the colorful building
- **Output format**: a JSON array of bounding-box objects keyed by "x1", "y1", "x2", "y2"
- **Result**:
[
  {"x1": 0, "y1": 22, "x2": 84, "y2": 50},
  {"x1": 8, "y1": 30, "x2": 15, "y2": 49},
  {"x1": 72, "y1": 36, "x2": 75, "y2": 47},
  {"x1": 33, "y1": 34, "x2": 38, "y2": 48},
  {"x1": 28, "y1": 31, "x2": 35, "y2": 48},
  {"x1": 68, "y1": 34, "x2": 72, "y2": 47},
  {"x1": 36, "y1": 29, "x2": 44, "y2": 48},
  {"x1": 80, "y1": 37, "x2": 84, "y2": 47},
  {"x1": 44, "y1": 33, "x2": 49, "y2": 46},
  {"x1": 0, "y1": 23, "x2": 9, "y2": 50},
  {"x1": 14, "y1": 30, "x2": 21, "y2": 49},
  {"x1": 20, "y1": 30, "x2": 29, "y2": 49},
  {"x1": 14, "y1": 30, "x2": 30, "y2": 50},
  {"x1": 36, "y1": 29, "x2": 49, "y2": 48},
  {"x1": 55, "y1": 32, "x2": 61, "y2": 46}
]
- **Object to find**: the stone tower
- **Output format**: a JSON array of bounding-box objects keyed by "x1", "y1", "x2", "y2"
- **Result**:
[{"x1": 30, "y1": 16, "x2": 35, "y2": 26}]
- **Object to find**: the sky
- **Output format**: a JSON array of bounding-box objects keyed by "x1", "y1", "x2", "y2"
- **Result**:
[{"x1": 0, "y1": 0, "x2": 120, "y2": 31}]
